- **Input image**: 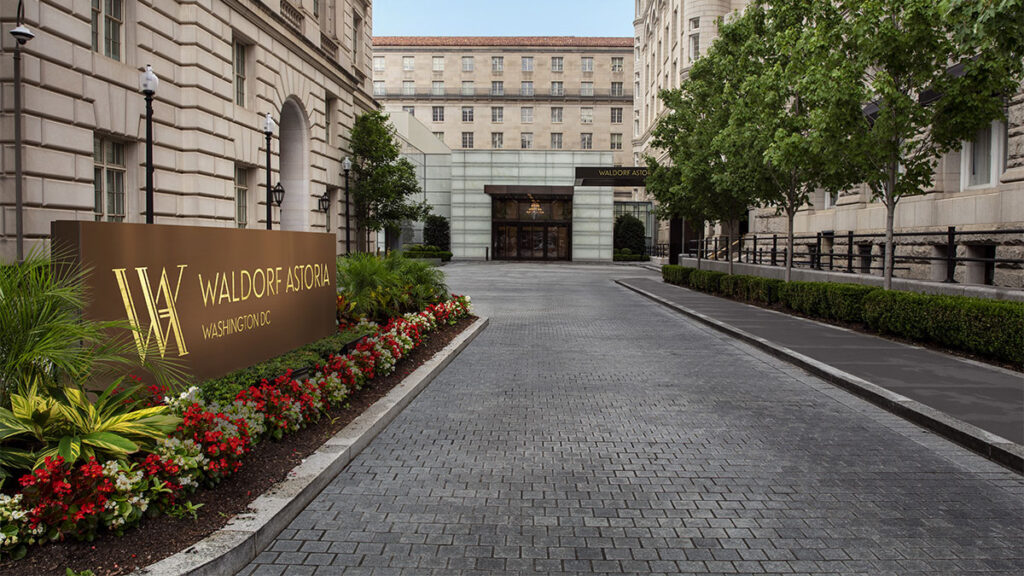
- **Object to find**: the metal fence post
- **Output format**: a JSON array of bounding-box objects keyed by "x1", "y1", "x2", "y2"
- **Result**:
[
  {"x1": 714, "y1": 236, "x2": 719, "y2": 260},
  {"x1": 726, "y1": 235, "x2": 731, "y2": 263},
  {"x1": 847, "y1": 231, "x2": 854, "y2": 273},
  {"x1": 753, "y1": 235, "x2": 758, "y2": 264},
  {"x1": 771, "y1": 234, "x2": 778, "y2": 266},
  {"x1": 945, "y1": 226, "x2": 956, "y2": 283},
  {"x1": 815, "y1": 232, "x2": 822, "y2": 270}
]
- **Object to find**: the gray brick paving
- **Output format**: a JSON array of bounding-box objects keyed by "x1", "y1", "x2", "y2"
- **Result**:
[{"x1": 240, "y1": 263, "x2": 1024, "y2": 575}]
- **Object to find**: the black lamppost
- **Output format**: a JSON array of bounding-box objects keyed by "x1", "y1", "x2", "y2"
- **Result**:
[
  {"x1": 138, "y1": 64, "x2": 159, "y2": 224},
  {"x1": 262, "y1": 113, "x2": 276, "y2": 229},
  {"x1": 342, "y1": 156, "x2": 352, "y2": 253},
  {"x1": 10, "y1": 0, "x2": 33, "y2": 262}
]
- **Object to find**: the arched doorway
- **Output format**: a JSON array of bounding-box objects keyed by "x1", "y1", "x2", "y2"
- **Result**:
[{"x1": 279, "y1": 98, "x2": 310, "y2": 231}]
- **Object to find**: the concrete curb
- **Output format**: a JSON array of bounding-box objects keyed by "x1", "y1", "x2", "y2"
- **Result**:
[
  {"x1": 616, "y1": 280, "x2": 1024, "y2": 474},
  {"x1": 134, "y1": 316, "x2": 490, "y2": 576}
]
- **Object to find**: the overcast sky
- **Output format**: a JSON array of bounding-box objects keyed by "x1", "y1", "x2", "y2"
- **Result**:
[{"x1": 372, "y1": 0, "x2": 635, "y2": 37}]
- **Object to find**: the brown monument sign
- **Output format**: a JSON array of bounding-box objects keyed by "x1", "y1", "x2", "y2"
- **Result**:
[{"x1": 52, "y1": 221, "x2": 337, "y2": 382}]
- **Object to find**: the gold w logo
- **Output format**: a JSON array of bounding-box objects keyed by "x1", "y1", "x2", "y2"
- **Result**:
[{"x1": 112, "y1": 265, "x2": 190, "y2": 362}]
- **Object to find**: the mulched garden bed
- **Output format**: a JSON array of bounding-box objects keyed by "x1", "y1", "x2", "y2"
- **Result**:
[{"x1": 0, "y1": 315, "x2": 477, "y2": 576}]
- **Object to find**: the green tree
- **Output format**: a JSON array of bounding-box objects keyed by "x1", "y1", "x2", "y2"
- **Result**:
[
  {"x1": 423, "y1": 214, "x2": 450, "y2": 251},
  {"x1": 808, "y1": 0, "x2": 1022, "y2": 288},
  {"x1": 350, "y1": 111, "x2": 430, "y2": 251},
  {"x1": 613, "y1": 214, "x2": 646, "y2": 254},
  {"x1": 648, "y1": 10, "x2": 763, "y2": 274}
]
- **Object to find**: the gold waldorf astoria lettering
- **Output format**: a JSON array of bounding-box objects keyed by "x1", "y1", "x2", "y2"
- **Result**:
[{"x1": 113, "y1": 265, "x2": 190, "y2": 362}]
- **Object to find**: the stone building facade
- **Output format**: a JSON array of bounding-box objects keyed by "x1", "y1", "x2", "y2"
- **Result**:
[
  {"x1": 0, "y1": 0, "x2": 375, "y2": 261},
  {"x1": 632, "y1": 0, "x2": 1024, "y2": 287},
  {"x1": 371, "y1": 36, "x2": 634, "y2": 178}
]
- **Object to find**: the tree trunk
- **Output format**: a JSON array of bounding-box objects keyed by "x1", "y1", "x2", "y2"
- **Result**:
[
  {"x1": 884, "y1": 196, "x2": 896, "y2": 290},
  {"x1": 785, "y1": 209, "x2": 795, "y2": 283}
]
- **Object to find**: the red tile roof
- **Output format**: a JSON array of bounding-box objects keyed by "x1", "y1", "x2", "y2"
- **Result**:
[{"x1": 373, "y1": 36, "x2": 633, "y2": 48}]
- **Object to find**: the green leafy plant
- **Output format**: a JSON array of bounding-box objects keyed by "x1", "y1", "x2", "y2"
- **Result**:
[
  {"x1": 613, "y1": 215, "x2": 646, "y2": 255},
  {"x1": 423, "y1": 215, "x2": 451, "y2": 251},
  {"x1": 0, "y1": 380, "x2": 180, "y2": 484}
]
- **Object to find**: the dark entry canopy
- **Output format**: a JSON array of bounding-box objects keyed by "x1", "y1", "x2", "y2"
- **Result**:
[
  {"x1": 484, "y1": 185, "x2": 574, "y2": 198},
  {"x1": 574, "y1": 166, "x2": 648, "y2": 187}
]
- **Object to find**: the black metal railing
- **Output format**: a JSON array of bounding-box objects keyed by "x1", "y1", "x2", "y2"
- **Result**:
[{"x1": 685, "y1": 226, "x2": 1024, "y2": 285}]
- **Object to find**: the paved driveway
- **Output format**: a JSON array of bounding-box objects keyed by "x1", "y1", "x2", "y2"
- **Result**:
[{"x1": 241, "y1": 263, "x2": 1023, "y2": 576}]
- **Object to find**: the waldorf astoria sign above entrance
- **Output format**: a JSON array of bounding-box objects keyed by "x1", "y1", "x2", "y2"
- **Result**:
[
  {"x1": 574, "y1": 166, "x2": 648, "y2": 187},
  {"x1": 51, "y1": 221, "x2": 338, "y2": 381}
]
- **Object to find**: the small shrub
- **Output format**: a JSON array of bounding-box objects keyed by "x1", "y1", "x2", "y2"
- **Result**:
[
  {"x1": 746, "y1": 277, "x2": 784, "y2": 305},
  {"x1": 614, "y1": 214, "x2": 646, "y2": 254},
  {"x1": 423, "y1": 215, "x2": 450, "y2": 251},
  {"x1": 662, "y1": 265, "x2": 695, "y2": 287},
  {"x1": 689, "y1": 270, "x2": 726, "y2": 294}
]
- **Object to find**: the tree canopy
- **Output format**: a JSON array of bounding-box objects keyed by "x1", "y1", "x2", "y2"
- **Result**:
[{"x1": 350, "y1": 111, "x2": 430, "y2": 236}]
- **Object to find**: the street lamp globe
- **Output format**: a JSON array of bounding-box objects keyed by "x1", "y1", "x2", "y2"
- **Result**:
[
  {"x1": 10, "y1": 24, "x2": 33, "y2": 45},
  {"x1": 342, "y1": 156, "x2": 352, "y2": 172},
  {"x1": 263, "y1": 112, "x2": 276, "y2": 135},
  {"x1": 319, "y1": 192, "x2": 331, "y2": 213},
  {"x1": 272, "y1": 183, "x2": 286, "y2": 206},
  {"x1": 139, "y1": 64, "x2": 159, "y2": 94}
]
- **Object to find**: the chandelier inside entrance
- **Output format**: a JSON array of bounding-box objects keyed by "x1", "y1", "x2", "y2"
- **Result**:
[{"x1": 526, "y1": 195, "x2": 544, "y2": 219}]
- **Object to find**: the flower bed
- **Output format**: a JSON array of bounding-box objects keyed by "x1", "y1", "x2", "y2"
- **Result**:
[{"x1": 0, "y1": 295, "x2": 472, "y2": 562}]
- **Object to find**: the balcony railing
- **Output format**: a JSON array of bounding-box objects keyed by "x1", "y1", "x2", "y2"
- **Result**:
[{"x1": 377, "y1": 87, "x2": 634, "y2": 100}]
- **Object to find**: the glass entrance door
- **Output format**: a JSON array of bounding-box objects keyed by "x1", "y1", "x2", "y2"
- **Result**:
[{"x1": 492, "y1": 197, "x2": 572, "y2": 261}]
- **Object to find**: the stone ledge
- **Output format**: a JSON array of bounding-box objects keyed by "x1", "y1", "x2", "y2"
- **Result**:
[
  {"x1": 132, "y1": 316, "x2": 490, "y2": 576},
  {"x1": 616, "y1": 279, "x2": 1023, "y2": 474}
]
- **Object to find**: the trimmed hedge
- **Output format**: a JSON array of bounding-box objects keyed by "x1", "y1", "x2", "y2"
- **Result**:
[
  {"x1": 401, "y1": 244, "x2": 453, "y2": 262},
  {"x1": 199, "y1": 326, "x2": 370, "y2": 405},
  {"x1": 660, "y1": 265, "x2": 1024, "y2": 365}
]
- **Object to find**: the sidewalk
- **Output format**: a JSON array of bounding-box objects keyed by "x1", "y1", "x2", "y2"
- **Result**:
[{"x1": 617, "y1": 277, "x2": 1024, "y2": 470}]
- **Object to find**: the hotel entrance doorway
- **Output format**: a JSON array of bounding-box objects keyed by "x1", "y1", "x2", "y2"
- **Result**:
[{"x1": 487, "y1": 185, "x2": 573, "y2": 261}]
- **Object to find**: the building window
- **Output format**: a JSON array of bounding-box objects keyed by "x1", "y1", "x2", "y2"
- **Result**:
[
  {"x1": 521, "y1": 107, "x2": 533, "y2": 123},
  {"x1": 462, "y1": 106, "x2": 474, "y2": 122},
  {"x1": 462, "y1": 56, "x2": 474, "y2": 71},
  {"x1": 492, "y1": 56, "x2": 504, "y2": 72},
  {"x1": 433, "y1": 131, "x2": 444, "y2": 142},
  {"x1": 432, "y1": 106, "x2": 445, "y2": 122},
  {"x1": 92, "y1": 0, "x2": 123, "y2": 61},
  {"x1": 611, "y1": 82, "x2": 624, "y2": 97},
  {"x1": 491, "y1": 81, "x2": 504, "y2": 95},
  {"x1": 432, "y1": 56, "x2": 445, "y2": 72},
  {"x1": 522, "y1": 56, "x2": 534, "y2": 72},
  {"x1": 551, "y1": 56, "x2": 563, "y2": 72},
  {"x1": 551, "y1": 107, "x2": 563, "y2": 123},
  {"x1": 611, "y1": 133, "x2": 623, "y2": 150},
  {"x1": 581, "y1": 82, "x2": 594, "y2": 96},
  {"x1": 233, "y1": 40, "x2": 248, "y2": 106},
  {"x1": 402, "y1": 81, "x2": 414, "y2": 95},
  {"x1": 580, "y1": 107, "x2": 593, "y2": 124},
  {"x1": 402, "y1": 106, "x2": 415, "y2": 117},
  {"x1": 611, "y1": 57, "x2": 624, "y2": 72},
  {"x1": 373, "y1": 56, "x2": 385, "y2": 72},
  {"x1": 325, "y1": 94, "x2": 337, "y2": 145},
  {"x1": 402, "y1": 56, "x2": 415, "y2": 71},
  {"x1": 581, "y1": 133, "x2": 593, "y2": 150},
  {"x1": 521, "y1": 81, "x2": 534, "y2": 96},
  {"x1": 432, "y1": 81, "x2": 444, "y2": 96},
  {"x1": 689, "y1": 17, "x2": 700, "y2": 29},
  {"x1": 521, "y1": 132, "x2": 533, "y2": 149},
  {"x1": 492, "y1": 132, "x2": 503, "y2": 149},
  {"x1": 234, "y1": 165, "x2": 249, "y2": 228},
  {"x1": 374, "y1": 81, "x2": 386, "y2": 96},
  {"x1": 611, "y1": 107, "x2": 623, "y2": 124},
  {"x1": 963, "y1": 121, "x2": 1006, "y2": 189},
  {"x1": 462, "y1": 81, "x2": 474, "y2": 95},
  {"x1": 492, "y1": 106, "x2": 504, "y2": 123},
  {"x1": 551, "y1": 132, "x2": 563, "y2": 149},
  {"x1": 551, "y1": 81, "x2": 564, "y2": 96},
  {"x1": 581, "y1": 56, "x2": 594, "y2": 72},
  {"x1": 634, "y1": 118, "x2": 640, "y2": 137},
  {"x1": 689, "y1": 34, "x2": 700, "y2": 63},
  {"x1": 93, "y1": 136, "x2": 126, "y2": 222},
  {"x1": 352, "y1": 12, "x2": 363, "y2": 61},
  {"x1": 461, "y1": 132, "x2": 474, "y2": 149}
]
